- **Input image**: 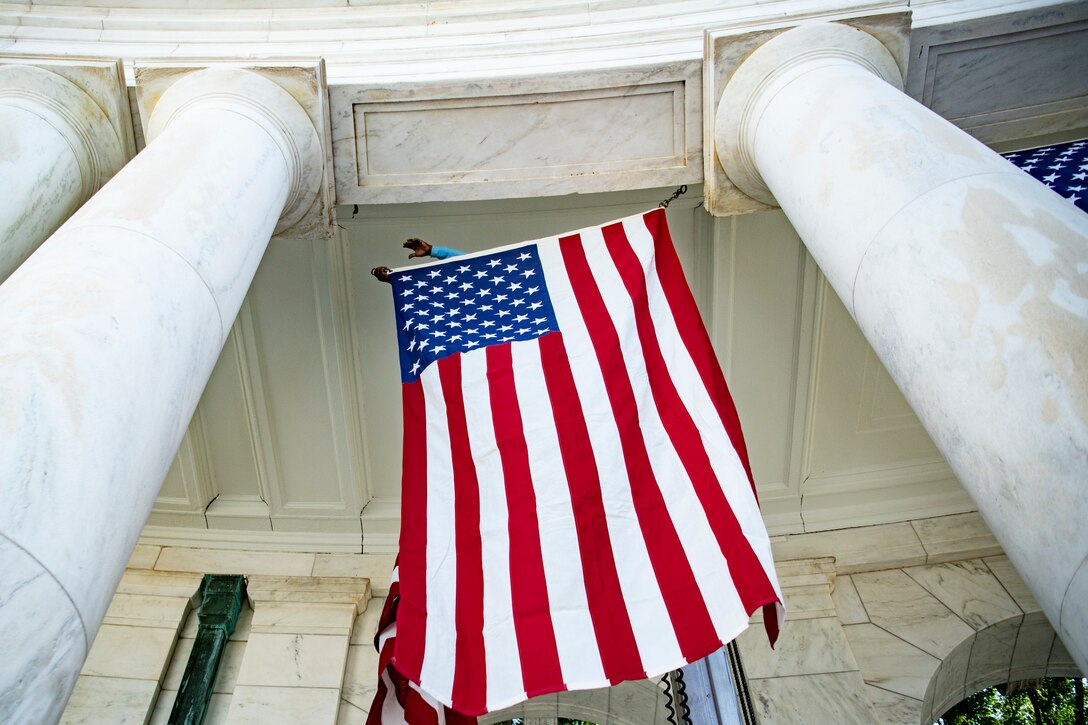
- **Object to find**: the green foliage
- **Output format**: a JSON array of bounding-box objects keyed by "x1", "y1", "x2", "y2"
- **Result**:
[{"x1": 936, "y1": 678, "x2": 1086, "y2": 725}]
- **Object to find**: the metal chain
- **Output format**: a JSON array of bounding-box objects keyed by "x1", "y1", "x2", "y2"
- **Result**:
[{"x1": 658, "y1": 185, "x2": 689, "y2": 209}]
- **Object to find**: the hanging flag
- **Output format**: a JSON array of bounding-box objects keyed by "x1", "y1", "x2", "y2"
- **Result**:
[
  {"x1": 385, "y1": 208, "x2": 783, "y2": 717},
  {"x1": 367, "y1": 564, "x2": 478, "y2": 725},
  {"x1": 1004, "y1": 139, "x2": 1088, "y2": 213}
]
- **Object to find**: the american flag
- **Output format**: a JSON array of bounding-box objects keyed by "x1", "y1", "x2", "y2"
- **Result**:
[
  {"x1": 383, "y1": 209, "x2": 783, "y2": 717},
  {"x1": 1004, "y1": 139, "x2": 1088, "y2": 213},
  {"x1": 367, "y1": 564, "x2": 477, "y2": 725}
]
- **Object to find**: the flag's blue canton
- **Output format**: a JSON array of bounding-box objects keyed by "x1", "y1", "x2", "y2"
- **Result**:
[
  {"x1": 391, "y1": 245, "x2": 558, "y2": 383},
  {"x1": 1004, "y1": 139, "x2": 1088, "y2": 213}
]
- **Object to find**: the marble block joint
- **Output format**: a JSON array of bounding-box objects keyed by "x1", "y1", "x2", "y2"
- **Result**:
[
  {"x1": 709, "y1": 19, "x2": 1088, "y2": 671},
  {"x1": 0, "y1": 64, "x2": 330, "y2": 724}
]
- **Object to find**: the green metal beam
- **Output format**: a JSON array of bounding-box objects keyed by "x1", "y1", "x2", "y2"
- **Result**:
[{"x1": 168, "y1": 574, "x2": 246, "y2": 725}]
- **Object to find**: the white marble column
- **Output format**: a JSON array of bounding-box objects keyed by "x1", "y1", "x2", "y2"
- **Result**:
[
  {"x1": 0, "y1": 66, "x2": 325, "y2": 723},
  {"x1": 0, "y1": 62, "x2": 127, "y2": 283},
  {"x1": 713, "y1": 23, "x2": 1088, "y2": 671}
]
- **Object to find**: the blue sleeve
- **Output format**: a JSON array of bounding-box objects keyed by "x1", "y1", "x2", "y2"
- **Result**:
[{"x1": 430, "y1": 245, "x2": 464, "y2": 259}]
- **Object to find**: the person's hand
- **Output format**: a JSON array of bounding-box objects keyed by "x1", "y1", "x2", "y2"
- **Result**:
[
  {"x1": 404, "y1": 238, "x2": 433, "y2": 258},
  {"x1": 370, "y1": 266, "x2": 392, "y2": 283}
]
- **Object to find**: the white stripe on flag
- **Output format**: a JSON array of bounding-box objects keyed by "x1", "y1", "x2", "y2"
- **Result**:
[
  {"x1": 537, "y1": 232, "x2": 683, "y2": 673},
  {"x1": 420, "y1": 364, "x2": 458, "y2": 704},
  {"x1": 510, "y1": 338, "x2": 606, "y2": 688},
  {"x1": 587, "y1": 219, "x2": 750, "y2": 640},
  {"x1": 622, "y1": 217, "x2": 782, "y2": 605},
  {"x1": 379, "y1": 668, "x2": 409, "y2": 725},
  {"x1": 459, "y1": 348, "x2": 526, "y2": 705}
]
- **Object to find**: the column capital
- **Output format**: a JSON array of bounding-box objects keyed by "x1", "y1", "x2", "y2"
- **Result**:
[
  {"x1": 136, "y1": 62, "x2": 334, "y2": 240},
  {"x1": 0, "y1": 57, "x2": 132, "y2": 203},
  {"x1": 703, "y1": 13, "x2": 911, "y2": 216}
]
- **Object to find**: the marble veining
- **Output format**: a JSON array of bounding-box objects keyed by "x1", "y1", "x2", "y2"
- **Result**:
[
  {"x1": 329, "y1": 61, "x2": 701, "y2": 203},
  {"x1": 844, "y1": 623, "x2": 941, "y2": 700},
  {"x1": 0, "y1": 63, "x2": 126, "y2": 283},
  {"x1": 904, "y1": 560, "x2": 1023, "y2": 630},
  {"x1": 852, "y1": 569, "x2": 975, "y2": 658},
  {"x1": 748, "y1": 672, "x2": 877, "y2": 724},
  {"x1": 710, "y1": 17, "x2": 1088, "y2": 672},
  {"x1": 0, "y1": 65, "x2": 327, "y2": 719},
  {"x1": 737, "y1": 617, "x2": 859, "y2": 679}
]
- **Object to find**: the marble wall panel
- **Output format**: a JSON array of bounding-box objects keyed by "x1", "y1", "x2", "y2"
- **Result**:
[
  {"x1": 236, "y1": 632, "x2": 350, "y2": 689},
  {"x1": 963, "y1": 617, "x2": 1021, "y2": 694},
  {"x1": 330, "y1": 62, "x2": 702, "y2": 204},
  {"x1": 604, "y1": 679, "x2": 662, "y2": 725},
  {"x1": 907, "y1": 2, "x2": 1088, "y2": 144},
  {"x1": 59, "y1": 676, "x2": 159, "y2": 725},
  {"x1": 926, "y1": 638, "x2": 971, "y2": 720},
  {"x1": 984, "y1": 555, "x2": 1042, "y2": 614},
  {"x1": 1009, "y1": 612, "x2": 1058, "y2": 682},
  {"x1": 1047, "y1": 636, "x2": 1081, "y2": 677},
  {"x1": 81, "y1": 624, "x2": 177, "y2": 681},
  {"x1": 247, "y1": 238, "x2": 364, "y2": 531},
  {"x1": 904, "y1": 560, "x2": 1023, "y2": 630},
  {"x1": 349, "y1": 595, "x2": 386, "y2": 646},
  {"x1": 852, "y1": 569, "x2": 975, "y2": 658},
  {"x1": 127, "y1": 544, "x2": 161, "y2": 570},
  {"x1": 808, "y1": 286, "x2": 946, "y2": 473},
  {"x1": 102, "y1": 593, "x2": 190, "y2": 629},
  {"x1": 737, "y1": 617, "x2": 858, "y2": 679},
  {"x1": 228, "y1": 685, "x2": 341, "y2": 725},
  {"x1": 154, "y1": 548, "x2": 317, "y2": 577},
  {"x1": 911, "y1": 512, "x2": 1003, "y2": 564},
  {"x1": 250, "y1": 602, "x2": 359, "y2": 637},
  {"x1": 844, "y1": 623, "x2": 941, "y2": 700},
  {"x1": 148, "y1": 693, "x2": 231, "y2": 725},
  {"x1": 747, "y1": 671, "x2": 877, "y2": 724},
  {"x1": 865, "y1": 684, "x2": 923, "y2": 725},
  {"x1": 313, "y1": 553, "x2": 397, "y2": 596},
  {"x1": 340, "y1": 642, "x2": 379, "y2": 717},
  {"x1": 726, "y1": 210, "x2": 814, "y2": 533},
  {"x1": 831, "y1": 574, "x2": 870, "y2": 625},
  {"x1": 772, "y1": 521, "x2": 926, "y2": 573}
]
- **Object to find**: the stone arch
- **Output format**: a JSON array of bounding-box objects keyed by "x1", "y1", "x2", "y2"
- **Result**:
[
  {"x1": 922, "y1": 611, "x2": 1082, "y2": 723},
  {"x1": 835, "y1": 554, "x2": 1082, "y2": 724}
]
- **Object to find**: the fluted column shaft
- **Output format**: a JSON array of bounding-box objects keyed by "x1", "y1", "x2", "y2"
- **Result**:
[
  {"x1": 715, "y1": 23, "x2": 1088, "y2": 670},
  {"x1": 0, "y1": 64, "x2": 125, "y2": 282},
  {"x1": 0, "y1": 67, "x2": 322, "y2": 723}
]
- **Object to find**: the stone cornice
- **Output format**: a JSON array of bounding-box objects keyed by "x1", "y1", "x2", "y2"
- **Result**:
[{"x1": 1, "y1": 0, "x2": 1063, "y2": 85}]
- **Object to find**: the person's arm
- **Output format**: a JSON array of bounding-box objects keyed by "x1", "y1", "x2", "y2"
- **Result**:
[
  {"x1": 429, "y1": 245, "x2": 464, "y2": 259},
  {"x1": 403, "y1": 238, "x2": 464, "y2": 259}
]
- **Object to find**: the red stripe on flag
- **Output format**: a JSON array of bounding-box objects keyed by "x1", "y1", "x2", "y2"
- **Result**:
[
  {"x1": 368, "y1": 565, "x2": 479, "y2": 725},
  {"x1": 485, "y1": 345, "x2": 564, "y2": 697},
  {"x1": 558, "y1": 232, "x2": 719, "y2": 663},
  {"x1": 537, "y1": 331, "x2": 644, "y2": 684},
  {"x1": 438, "y1": 356, "x2": 488, "y2": 714},
  {"x1": 641, "y1": 209, "x2": 758, "y2": 495},
  {"x1": 603, "y1": 220, "x2": 780, "y2": 620},
  {"x1": 395, "y1": 381, "x2": 429, "y2": 683}
]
